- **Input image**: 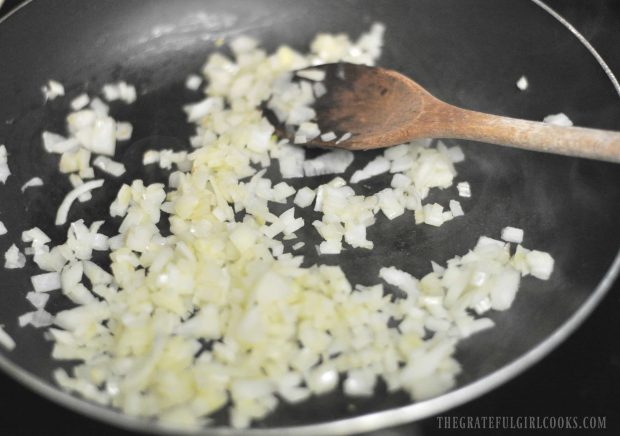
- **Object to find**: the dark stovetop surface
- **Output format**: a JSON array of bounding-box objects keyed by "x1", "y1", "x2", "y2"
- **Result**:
[{"x1": 0, "y1": 1, "x2": 618, "y2": 435}]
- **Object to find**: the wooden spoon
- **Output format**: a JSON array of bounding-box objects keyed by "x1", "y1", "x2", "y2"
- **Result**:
[{"x1": 297, "y1": 63, "x2": 620, "y2": 162}]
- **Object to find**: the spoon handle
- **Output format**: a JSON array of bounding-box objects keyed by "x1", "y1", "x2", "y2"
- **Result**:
[{"x1": 443, "y1": 107, "x2": 620, "y2": 163}]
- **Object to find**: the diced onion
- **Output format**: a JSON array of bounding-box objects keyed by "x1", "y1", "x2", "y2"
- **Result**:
[
  {"x1": 303, "y1": 150, "x2": 354, "y2": 177},
  {"x1": 55, "y1": 179, "x2": 104, "y2": 225},
  {"x1": 293, "y1": 187, "x2": 316, "y2": 208},
  {"x1": 350, "y1": 156, "x2": 390, "y2": 183},
  {"x1": 0, "y1": 145, "x2": 10, "y2": 183},
  {"x1": 526, "y1": 250, "x2": 554, "y2": 280},
  {"x1": 543, "y1": 113, "x2": 573, "y2": 127},
  {"x1": 42, "y1": 80, "x2": 65, "y2": 100},
  {"x1": 93, "y1": 156, "x2": 126, "y2": 177},
  {"x1": 42, "y1": 132, "x2": 79, "y2": 154},
  {"x1": 501, "y1": 226, "x2": 524, "y2": 243},
  {"x1": 4, "y1": 244, "x2": 26, "y2": 269},
  {"x1": 0, "y1": 325, "x2": 16, "y2": 350},
  {"x1": 115, "y1": 122, "x2": 133, "y2": 141},
  {"x1": 89, "y1": 97, "x2": 110, "y2": 116},
  {"x1": 278, "y1": 145, "x2": 306, "y2": 179},
  {"x1": 449, "y1": 199, "x2": 464, "y2": 217},
  {"x1": 379, "y1": 266, "x2": 419, "y2": 297},
  {"x1": 516, "y1": 75, "x2": 529, "y2": 91},
  {"x1": 18, "y1": 312, "x2": 34, "y2": 327},
  {"x1": 102, "y1": 81, "x2": 137, "y2": 104},
  {"x1": 296, "y1": 69, "x2": 326, "y2": 81},
  {"x1": 21, "y1": 177, "x2": 44, "y2": 192},
  {"x1": 320, "y1": 131, "x2": 337, "y2": 142},
  {"x1": 31, "y1": 272, "x2": 61, "y2": 292},
  {"x1": 336, "y1": 132, "x2": 352, "y2": 144},
  {"x1": 185, "y1": 74, "x2": 203, "y2": 91},
  {"x1": 457, "y1": 181, "x2": 471, "y2": 198},
  {"x1": 319, "y1": 240, "x2": 342, "y2": 254},
  {"x1": 70, "y1": 94, "x2": 90, "y2": 111},
  {"x1": 21, "y1": 24, "x2": 557, "y2": 431},
  {"x1": 26, "y1": 291, "x2": 50, "y2": 309},
  {"x1": 343, "y1": 369, "x2": 376, "y2": 397}
]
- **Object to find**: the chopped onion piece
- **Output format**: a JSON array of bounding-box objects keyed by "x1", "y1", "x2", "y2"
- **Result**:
[
  {"x1": 93, "y1": 156, "x2": 126, "y2": 177},
  {"x1": 185, "y1": 74, "x2": 203, "y2": 91},
  {"x1": 430, "y1": 260, "x2": 445, "y2": 275},
  {"x1": 230, "y1": 34, "x2": 258, "y2": 54},
  {"x1": 21, "y1": 177, "x2": 44, "y2": 192},
  {"x1": 18, "y1": 312, "x2": 34, "y2": 327},
  {"x1": 526, "y1": 250, "x2": 554, "y2": 280},
  {"x1": 0, "y1": 326, "x2": 15, "y2": 350},
  {"x1": 42, "y1": 80, "x2": 65, "y2": 100},
  {"x1": 89, "y1": 97, "x2": 109, "y2": 116},
  {"x1": 418, "y1": 203, "x2": 448, "y2": 227},
  {"x1": 303, "y1": 150, "x2": 354, "y2": 177},
  {"x1": 449, "y1": 199, "x2": 464, "y2": 217},
  {"x1": 42, "y1": 132, "x2": 79, "y2": 154},
  {"x1": 377, "y1": 188, "x2": 404, "y2": 220},
  {"x1": 30, "y1": 310, "x2": 55, "y2": 328},
  {"x1": 297, "y1": 122, "x2": 320, "y2": 141},
  {"x1": 279, "y1": 207, "x2": 304, "y2": 235},
  {"x1": 276, "y1": 144, "x2": 305, "y2": 178},
  {"x1": 101, "y1": 84, "x2": 119, "y2": 101},
  {"x1": 272, "y1": 182, "x2": 296, "y2": 203},
  {"x1": 0, "y1": 221, "x2": 6, "y2": 235},
  {"x1": 473, "y1": 297, "x2": 492, "y2": 315},
  {"x1": 305, "y1": 365, "x2": 338, "y2": 394},
  {"x1": 55, "y1": 179, "x2": 104, "y2": 225},
  {"x1": 447, "y1": 145, "x2": 465, "y2": 163},
  {"x1": 343, "y1": 369, "x2": 376, "y2": 397},
  {"x1": 543, "y1": 113, "x2": 573, "y2": 127},
  {"x1": 0, "y1": 145, "x2": 10, "y2": 183},
  {"x1": 69, "y1": 174, "x2": 92, "y2": 202},
  {"x1": 313, "y1": 82, "x2": 327, "y2": 98},
  {"x1": 184, "y1": 97, "x2": 222, "y2": 122},
  {"x1": 490, "y1": 269, "x2": 521, "y2": 310},
  {"x1": 87, "y1": 116, "x2": 116, "y2": 155},
  {"x1": 119, "y1": 82, "x2": 138, "y2": 104},
  {"x1": 384, "y1": 143, "x2": 409, "y2": 161},
  {"x1": 319, "y1": 240, "x2": 342, "y2": 255},
  {"x1": 70, "y1": 94, "x2": 90, "y2": 111},
  {"x1": 350, "y1": 156, "x2": 390, "y2": 183},
  {"x1": 115, "y1": 122, "x2": 133, "y2": 141},
  {"x1": 516, "y1": 75, "x2": 529, "y2": 91},
  {"x1": 67, "y1": 110, "x2": 96, "y2": 132},
  {"x1": 102, "y1": 81, "x2": 137, "y2": 104},
  {"x1": 380, "y1": 266, "x2": 419, "y2": 297},
  {"x1": 296, "y1": 69, "x2": 326, "y2": 81},
  {"x1": 31, "y1": 272, "x2": 61, "y2": 292},
  {"x1": 4, "y1": 244, "x2": 26, "y2": 269},
  {"x1": 320, "y1": 131, "x2": 337, "y2": 142},
  {"x1": 293, "y1": 187, "x2": 316, "y2": 208},
  {"x1": 457, "y1": 181, "x2": 471, "y2": 198},
  {"x1": 22, "y1": 227, "x2": 51, "y2": 246},
  {"x1": 390, "y1": 173, "x2": 411, "y2": 189},
  {"x1": 26, "y1": 291, "x2": 50, "y2": 309},
  {"x1": 336, "y1": 132, "x2": 352, "y2": 144},
  {"x1": 501, "y1": 226, "x2": 524, "y2": 243},
  {"x1": 476, "y1": 235, "x2": 505, "y2": 249}
]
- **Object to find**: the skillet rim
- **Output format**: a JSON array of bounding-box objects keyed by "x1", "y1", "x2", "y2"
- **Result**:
[{"x1": 0, "y1": 1, "x2": 618, "y2": 434}]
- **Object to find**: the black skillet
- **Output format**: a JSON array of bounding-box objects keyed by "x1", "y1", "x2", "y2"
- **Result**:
[{"x1": 0, "y1": 0, "x2": 619, "y2": 434}]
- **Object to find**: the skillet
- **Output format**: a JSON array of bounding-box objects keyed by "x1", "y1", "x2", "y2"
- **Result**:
[{"x1": 0, "y1": 0, "x2": 619, "y2": 434}]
